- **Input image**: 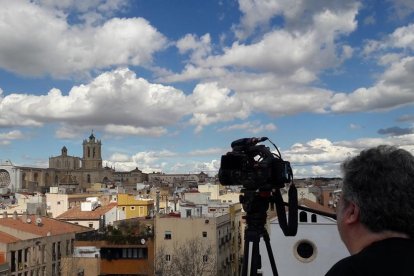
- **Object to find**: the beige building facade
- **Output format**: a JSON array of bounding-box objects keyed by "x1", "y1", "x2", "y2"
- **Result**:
[{"x1": 155, "y1": 204, "x2": 242, "y2": 276}]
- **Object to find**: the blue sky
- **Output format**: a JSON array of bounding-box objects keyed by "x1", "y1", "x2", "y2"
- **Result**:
[{"x1": 0, "y1": 0, "x2": 414, "y2": 178}]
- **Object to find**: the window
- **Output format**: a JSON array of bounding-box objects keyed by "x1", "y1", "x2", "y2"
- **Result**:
[
  {"x1": 311, "y1": 214, "x2": 317, "y2": 223},
  {"x1": 299, "y1": 211, "x2": 308, "y2": 222},
  {"x1": 294, "y1": 240, "x2": 317, "y2": 263},
  {"x1": 88, "y1": 223, "x2": 93, "y2": 228},
  {"x1": 165, "y1": 254, "x2": 171, "y2": 261},
  {"x1": 164, "y1": 231, "x2": 172, "y2": 240},
  {"x1": 130, "y1": 206, "x2": 135, "y2": 210},
  {"x1": 202, "y1": 231, "x2": 207, "y2": 237},
  {"x1": 203, "y1": 255, "x2": 208, "y2": 262},
  {"x1": 101, "y1": 248, "x2": 147, "y2": 260}
]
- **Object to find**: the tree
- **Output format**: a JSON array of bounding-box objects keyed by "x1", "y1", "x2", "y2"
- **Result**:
[{"x1": 155, "y1": 237, "x2": 216, "y2": 276}]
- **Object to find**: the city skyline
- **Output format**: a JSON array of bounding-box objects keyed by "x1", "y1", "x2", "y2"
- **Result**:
[{"x1": 0, "y1": 0, "x2": 414, "y2": 177}]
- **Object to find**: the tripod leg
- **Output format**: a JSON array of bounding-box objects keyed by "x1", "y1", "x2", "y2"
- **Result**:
[
  {"x1": 250, "y1": 238, "x2": 261, "y2": 276},
  {"x1": 242, "y1": 237, "x2": 250, "y2": 276},
  {"x1": 263, "y1": 230, "x2": 278, "y2": 276}
]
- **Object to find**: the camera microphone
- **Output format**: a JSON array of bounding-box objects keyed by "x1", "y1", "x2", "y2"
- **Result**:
[
  {"x1": 231, "y1": 137, "x2": 268, "y2": 149},
  {"x1": 255, "y1": 137, "x2": 268, "y2": 143}
]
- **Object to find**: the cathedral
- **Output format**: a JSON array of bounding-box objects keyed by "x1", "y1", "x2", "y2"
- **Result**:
[{"x1": 0, "y1": 133, "x2": 145, "y2": 194}]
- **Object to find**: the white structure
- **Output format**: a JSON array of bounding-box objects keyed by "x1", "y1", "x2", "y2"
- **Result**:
[
  {"x1": 184, "y1": 192, "x2": 210, "y2": 204},
  {"x1": 282, "y1": 187, "x2": 317, "y2": 203},
  {"x1": 219, "y1": 192, "x2": 240, "y2": 205},
  {"x1": 46, "y1": 192, "x2": 71, "y2": 218},
  {"x1": 0, "y1": 160, "x2": 22, "y2": 193},
  {"x1": 259, "y1": 211, "x2": 348, "y2": 275},
  {"x1": 81, "y1": 197, "x2": 100, "y2": 211},
  {"x1": 198, "y1": 183, "x2": 220, "y2": 199},
  {"x1": 7, "y1": 192, "x2": 45, "y2": 214},
  {"x1": 74, "y1": 246, "x2": 100, "y2": 258}
]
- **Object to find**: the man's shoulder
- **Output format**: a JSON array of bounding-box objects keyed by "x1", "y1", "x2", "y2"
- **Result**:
[
  {"x1": 325, "y1": 255, "x2": 361, "y2": 276},
  {"x1": 325, "y1": 238, "x2": 414, "y2": 276}
]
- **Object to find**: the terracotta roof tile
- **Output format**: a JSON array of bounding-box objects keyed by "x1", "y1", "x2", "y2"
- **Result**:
[
  {"x1": 299, "y1": 198, "x2": 335, "y2": 215},
  {"x1": 0, "y1": 215, "x2": 90, "y2": 237},
  {"x1": 57, "y1": 202, "x2": 117, "y2": 220},
  {"x1": 0, "y1": 231, "x2": 20, "y2": 244}
]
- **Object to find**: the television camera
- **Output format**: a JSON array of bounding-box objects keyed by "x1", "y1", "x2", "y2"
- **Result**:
[{"x1": 219, "y1": 137, "x2": 298, "y2": 276}]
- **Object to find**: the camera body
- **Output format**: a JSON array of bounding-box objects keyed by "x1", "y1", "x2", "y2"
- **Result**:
[{"x1": 218, "y1": 137, "x2": 292, "y2": 191}]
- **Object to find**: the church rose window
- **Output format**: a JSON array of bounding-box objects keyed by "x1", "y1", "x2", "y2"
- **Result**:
[{"x1": 0, "y1": 169, "x2": 10, "y2": 187}]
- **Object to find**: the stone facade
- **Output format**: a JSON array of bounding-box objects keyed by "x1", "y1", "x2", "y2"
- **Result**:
[{"x1": 0, "y1": 133, "x2": 146, "y2": 194}]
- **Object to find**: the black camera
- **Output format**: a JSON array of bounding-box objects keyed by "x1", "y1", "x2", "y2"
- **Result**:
[{"x1": 218, "y1": 137, "x2": 292, "y2": 191}]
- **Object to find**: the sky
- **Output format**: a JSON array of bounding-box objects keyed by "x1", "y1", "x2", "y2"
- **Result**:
[{"x1": 0, "y1": 0, "x2": 414, "y2": 178}]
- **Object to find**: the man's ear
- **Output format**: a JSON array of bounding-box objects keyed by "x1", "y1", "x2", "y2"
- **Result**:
[{"x1": 344, "y1": 202, "x2": 360, "y2": 224}]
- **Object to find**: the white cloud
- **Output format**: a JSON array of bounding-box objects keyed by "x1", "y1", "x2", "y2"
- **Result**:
[
  {"x1": 330, "y1": 57, "x2": 414, "y2": 112},
  {"x1": 233, "y1": 0, "x2": 359, "y2": 39},
  {"x1": 157, "y1": 0, "x2": 358, "y2": 120},
  {"x1": 33, "y1": 0, "x2": 128, "y2": 14},
  {"x1": 108, "y1": 152, "x2": 130, "y2": 162},
  {"x1": 233, "y1": 0, "x2": 282, "y2": 40},
  {"x1": 176, "y1": 33, "x2": 212, "y2": 63},
  {"x1": 104, "y1": 149, "x2": 176, "y2": 173},
  {"x1": 388, "y1": 0, "x2": 414, "y2": 19},
  {"x1": 0, "y1": 1, "x2": 167, "y2": 77},
  {"x1": 349, "y1": 123, "x2": 362, "y2": 130},
  {"x1": 0, "y1": 68, "x2": 189, "y2": 133},
  {"x1": 188, "y1": 148, "x2": 224, "y2": 156},
  {"x1": 390, "y1": 24, "x2": 414, "y2": 50},
  {"x1": 188, "y1": 82, "x2": 250, "y2": 133},
  {"x1": 218, "y1": 121, "x2": 277, "y2": 134},
  {"x1": 0, "y1": 130, "x2": 24, "y2": 140},
  {"x1": 55, "y1": 126, "x2": 84, "y2": 139},
  {"x1": 104, "y1": 125, "x2": 167, "y2": 137},
  {"x1": 284, "y1": 138, "x2": 355, "y2": 165},
  {"x1": 282, "y1": 134, "x2": 414, "y2": 177}
]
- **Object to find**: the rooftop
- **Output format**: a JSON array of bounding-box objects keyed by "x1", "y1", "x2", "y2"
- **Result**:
[
  {"x1": 57, "y1": 202, "x2": 117, "y2": 220},
  {"x1": 0, "y1": 214, "x2": 90, "y2": 240}
]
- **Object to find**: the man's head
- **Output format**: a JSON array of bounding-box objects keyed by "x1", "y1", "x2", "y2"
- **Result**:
[{"x1": 339, "y1": 145, "x2": 414, "y2": 240}]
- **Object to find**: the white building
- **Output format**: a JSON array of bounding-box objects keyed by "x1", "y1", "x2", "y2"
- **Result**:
[
  {"x1": 198, "y1": 183, "x2": 220, "y2": 199},
  {"x1": 259, "y1": 211, "x2": 348, "y2": 276},
  {"x1": 0, "y1": 160, "x2": 22, "y2": 193}
]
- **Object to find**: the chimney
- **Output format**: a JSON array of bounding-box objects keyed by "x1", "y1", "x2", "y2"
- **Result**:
[
  {"x1": 13, "y1": 211, "x2": 18, "y2": 220},
  {"x1": 2, "y1": 211, "x2": 7, "y2": 219}
]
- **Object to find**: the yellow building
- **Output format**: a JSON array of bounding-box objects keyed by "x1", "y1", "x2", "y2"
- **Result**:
[{"x1": 117, "y1": 194, "x2": 154, "y2": 219}]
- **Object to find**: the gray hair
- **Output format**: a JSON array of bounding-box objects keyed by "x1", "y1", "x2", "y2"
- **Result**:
[{"x1": 341, "y1": 145, "x2": 414, "y2": 237}]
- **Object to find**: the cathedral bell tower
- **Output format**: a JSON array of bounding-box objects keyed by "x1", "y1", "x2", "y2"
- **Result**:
[{"x1": 82, "y1": 132, "x2": 102, "y2": 170}]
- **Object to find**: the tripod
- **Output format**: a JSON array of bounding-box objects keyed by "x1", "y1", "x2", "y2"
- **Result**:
[
  {"x1": 242, "y1": 204, "x2": 278, "y2": 276},
  {"x1": 240, "y1": 188, "x2": 298, "y2": 276}
]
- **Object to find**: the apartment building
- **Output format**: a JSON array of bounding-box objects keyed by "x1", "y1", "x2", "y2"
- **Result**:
[
  {"x1": 155, "y1": 203, "x2": 242, "y2": 276},
  {"x1": 0, "y1": 212, "x2": 91, "y2": 276}
]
